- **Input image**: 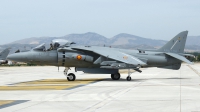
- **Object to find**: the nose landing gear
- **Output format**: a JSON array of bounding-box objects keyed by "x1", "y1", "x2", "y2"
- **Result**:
[
  {"x1": 67, "y1": 73, "x2": 76, "y2": 81},
  {"x1": 64, "y1": 67, "x2": 76, "y2": 81}
]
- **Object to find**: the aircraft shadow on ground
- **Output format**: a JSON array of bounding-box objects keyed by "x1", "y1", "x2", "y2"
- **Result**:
[{"x1": 101, "y1": 77, "x2": 189, "y2": 82}]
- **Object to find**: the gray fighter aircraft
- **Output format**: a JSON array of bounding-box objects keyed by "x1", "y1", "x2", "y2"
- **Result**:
[
  {"x1": 7, "y1": 31, "x2": 193, "y2": 81},
  {"x1": 0, "y1": 48, "x2": 10, "y2": 64}
]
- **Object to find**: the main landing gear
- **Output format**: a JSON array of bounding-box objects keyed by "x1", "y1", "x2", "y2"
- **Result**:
[
  {"x1": 64, "y1": 67, "x2": 76, "y2": 81},
  {"x1": 64, "y1": 67, "x2": 141, "y2": 81},
  {"x1": 110, "y1": 70, "x2": 133, "y2": 81},
  {"x1": 111, "y1": 73, "x2": 121, "y2": 80}
]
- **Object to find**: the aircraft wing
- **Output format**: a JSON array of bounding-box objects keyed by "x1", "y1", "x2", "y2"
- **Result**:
[
  {"x1": 71, "y1": 46, "x2": 146, "y2": 66},
  {"x1": 165, "y1": 53, "x2": 193, "y2": 64}
]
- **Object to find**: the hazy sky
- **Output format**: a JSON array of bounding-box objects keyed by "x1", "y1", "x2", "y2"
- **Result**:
[{"x1": 0, "y1": 0, "x2": 200, "y2": 44}]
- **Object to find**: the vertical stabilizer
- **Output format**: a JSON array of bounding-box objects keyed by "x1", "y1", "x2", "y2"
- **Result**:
[
  {"x1": 0, "y1": 48, "x2": 10, "y2": 60},
  {"x1": 157, "y1": 31, "x2": 188, "y2": 53}
]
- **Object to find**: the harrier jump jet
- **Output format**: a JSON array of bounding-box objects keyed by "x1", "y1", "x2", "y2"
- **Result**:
[{"x1": 7, "y1": 31, "x2": 193, "y2": 81}]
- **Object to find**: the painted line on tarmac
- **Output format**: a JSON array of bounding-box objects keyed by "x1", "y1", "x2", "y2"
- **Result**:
[
  {"x1": 0, "y1": 100, "x2": 28, "y2": 109},
  {"x1": 0, "y1": 85, "x2": 74, "y2": 91},
  {"x1": 188, "y1": 65, "x2": 200, "y2": 77},
  {"x1": 0, "y1": 78, "x2": 105, "y2": 91},
  {"x1": 8, "y1": 79, "x2": 45, "y2": 85},
  {"x1": 65, "y1": 79, "x2": 105, "y2": 90}
]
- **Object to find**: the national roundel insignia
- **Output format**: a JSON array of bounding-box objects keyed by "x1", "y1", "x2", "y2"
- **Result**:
[{"x1": 77, "y1": 55, "x2": 82, "y2": 60}]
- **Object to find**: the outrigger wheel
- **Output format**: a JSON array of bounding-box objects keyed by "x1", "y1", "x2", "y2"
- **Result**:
[
  {"x1": 67, "y1": 73, "x2": 76, "y2": 81},
  {"x1": 126, "y1": 76, "x2": 131, "y2": 81},
  {"x1": 111, "y1": 73, "x2": 121, "y2": 80}
]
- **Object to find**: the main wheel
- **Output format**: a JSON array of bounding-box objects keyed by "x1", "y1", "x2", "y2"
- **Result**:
[
  {"x1": 111, "y1": 73, "x2": 121, "y2": 80},
  {"x1": 126, "y1": 76, "x2": 131, "y2": 81},
  {"x1": 67, "y1": 73, "x2": 76, "y2": 81}
]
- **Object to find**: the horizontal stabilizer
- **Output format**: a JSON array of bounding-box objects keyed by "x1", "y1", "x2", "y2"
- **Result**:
[
  {"x1": 165, "y1": 53, "x2": 193, "y2": 64},
  {"x1": 180, "y1": 53, "x2": 195, "y2": 58}
]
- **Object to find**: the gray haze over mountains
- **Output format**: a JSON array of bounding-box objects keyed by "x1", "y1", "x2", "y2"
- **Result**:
[{"x1": 0, "y1": 32, "x2": 200, "y2": 53}]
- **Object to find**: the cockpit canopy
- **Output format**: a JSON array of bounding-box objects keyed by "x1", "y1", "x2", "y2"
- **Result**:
[
  {"x1": 33, "y1": 39, "x2": 75, "y2": 51},
  {"x1": 51, "y1": 39, "x2": 75, "y2": 49}
]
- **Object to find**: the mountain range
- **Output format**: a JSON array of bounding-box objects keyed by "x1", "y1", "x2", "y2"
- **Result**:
[{"x1": 0, "y1": 32, "x2": 200, "y2": 53}]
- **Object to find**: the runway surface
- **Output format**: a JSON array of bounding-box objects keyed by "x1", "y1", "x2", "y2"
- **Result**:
[{"x1": 0, "y1": 64, "x2": 200, "y2": 112}]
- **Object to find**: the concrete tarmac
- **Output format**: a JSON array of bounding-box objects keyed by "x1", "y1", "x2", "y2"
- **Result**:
[{"x1": 0, "y1": 64, "x2": 200, "y2": 112}]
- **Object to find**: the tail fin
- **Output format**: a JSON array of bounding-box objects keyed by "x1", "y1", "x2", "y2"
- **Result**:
[
  {"x1": 0, "y1": 48, "x2": 10, "y2": 60},
  {"x1": 157, "y1": 31, "x2": 188, "y2": 53}
]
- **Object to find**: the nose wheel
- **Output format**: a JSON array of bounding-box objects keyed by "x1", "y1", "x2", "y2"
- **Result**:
[
  {"x1": 64, "y1": 67, "x2": 76, "y2": 81},
  {"x1": 67, "y1": 73, "x2": 76, "y2": 81}
]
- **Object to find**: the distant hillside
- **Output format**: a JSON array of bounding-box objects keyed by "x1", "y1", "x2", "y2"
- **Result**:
[
  {"x1": 1, "y1": 32, "x2": 200, "y2": 53},
  {"x1": 0, "y1": 44, "x2": 37, "y2": 54},
  {"x1": 62, "y1": 32, "x2": 109, "y2": 46},
  {"x1": 10, "y1": 32, "x2": 108, "y2": 46},
  {"x1": 6, "y1": 32, "x2": 168, "y2": 47},
  {"x1": 186, "y1": 36, "x2": 200, "y2": 46},
  {"x1": 109, "y1": 33, "x2": 166, "y2": 47}
]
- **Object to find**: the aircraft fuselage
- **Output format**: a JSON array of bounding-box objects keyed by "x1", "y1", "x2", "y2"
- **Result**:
[{"x1": 7, "y1": 46, "x2": 181, "y2": 69}]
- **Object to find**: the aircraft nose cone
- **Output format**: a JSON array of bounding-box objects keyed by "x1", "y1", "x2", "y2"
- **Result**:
[{"x1": 7, "y1": 53, "x2": 24, "y2": 62}]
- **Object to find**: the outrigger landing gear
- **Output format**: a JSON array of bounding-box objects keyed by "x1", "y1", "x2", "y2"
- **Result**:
[
  {"x1": 126, "y1": 69, "x2": 133, "y2": 81},
  {"x1": 126, "y1": 68, "x2": 142, "y2": 81},
  {"x1": 126, "y1": 76, "x2": 131, "y2": 81},
  {"x1": 64, "y1": 67, "x2": 76, "y2": 81},
  {"x1": 111, "y1": 73, "x2": 121, "y2": 80}
]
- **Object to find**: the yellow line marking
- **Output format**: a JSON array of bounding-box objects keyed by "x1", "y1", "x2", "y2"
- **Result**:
[
  {"x1": 17, "y1": 79, "x2": 101, "y2": 85},
  {"x1": 0, "y1": 100, "x2": 28, "y2": 109},
  {"x1": 0, "y1": 85, "x2": 75, "y2": 90},
  {"x1": 0, "y1": 100, "x2": 14, "y2": 106},
  {"x1": 0, "y1": 79, "x2": 103, "y2": 91}
]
